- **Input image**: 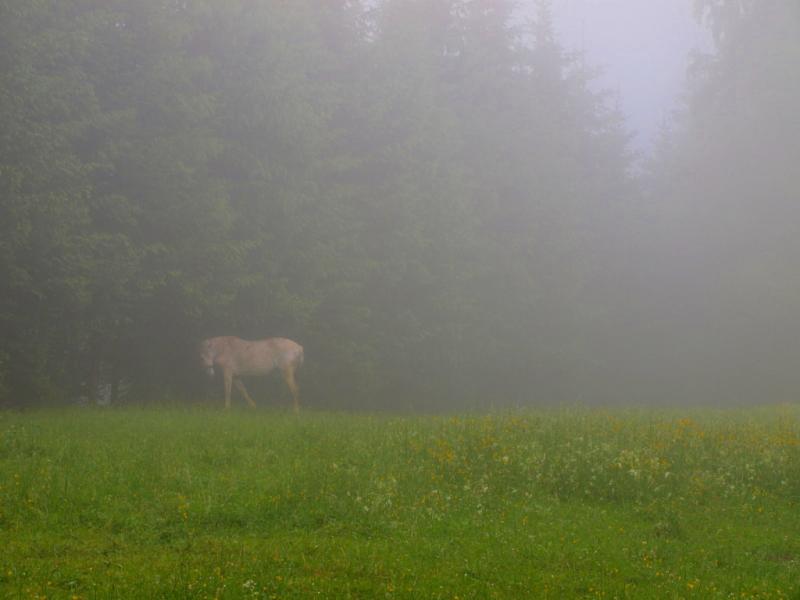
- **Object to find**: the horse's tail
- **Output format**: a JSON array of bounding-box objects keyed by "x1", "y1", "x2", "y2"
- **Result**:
[{"x1": 297, "y1": 346, "x2": 304, "y2": 368}]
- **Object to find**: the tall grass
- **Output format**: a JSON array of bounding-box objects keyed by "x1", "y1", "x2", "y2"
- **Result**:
[{"x1": 1, "y1": 405, "x2": 799, "y2": 598}]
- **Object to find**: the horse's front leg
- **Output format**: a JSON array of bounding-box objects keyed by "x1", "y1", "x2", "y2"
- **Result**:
[
  {"x1": 234, "y1": 378, "x2": 257, "y2": 408},
  {"x1": 223, "y1": 369, "x2": 233, "y2": 409}
]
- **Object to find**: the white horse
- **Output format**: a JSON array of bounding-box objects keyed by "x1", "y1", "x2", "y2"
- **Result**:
[{"x1": 200, "y1": 336, "x2": 304, "y2": 411}]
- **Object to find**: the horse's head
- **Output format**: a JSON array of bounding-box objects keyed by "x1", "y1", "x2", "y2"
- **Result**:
[{"x1": 199, "y1": 339, "x2": 216, "y2": 376}]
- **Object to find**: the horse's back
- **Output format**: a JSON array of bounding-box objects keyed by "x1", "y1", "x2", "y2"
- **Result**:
[
  {"x1": 206, "y1": 335, "x2": 302, "y2": 373},
  {"x1": 265, "y1": 337, "x2": 303, "y2": 369},
  {"x1": 238, "y1": 337, "x2": 303, "y2": 372}
]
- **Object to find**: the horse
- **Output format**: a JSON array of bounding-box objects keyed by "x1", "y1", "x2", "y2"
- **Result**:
[{"x1": 199, "y1": 336, "x2": 304, "y2": 411}]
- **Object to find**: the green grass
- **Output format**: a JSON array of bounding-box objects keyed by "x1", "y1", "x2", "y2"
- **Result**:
[{"x1": 1, "y1": 405, "x2": 799, "y2": 599}]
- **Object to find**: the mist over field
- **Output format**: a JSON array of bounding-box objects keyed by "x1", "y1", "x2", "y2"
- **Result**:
[
  {"x1": 2, "y1": 3, "x2": 800, "y2": 597},
  {"x1": 1, "y1": 0, "x2": 799, "y2": 410}
]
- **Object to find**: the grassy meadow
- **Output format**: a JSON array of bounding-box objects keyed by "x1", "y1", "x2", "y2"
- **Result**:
[{"x1": 1, "y1": 405, "x2": 799, "y2": 599}]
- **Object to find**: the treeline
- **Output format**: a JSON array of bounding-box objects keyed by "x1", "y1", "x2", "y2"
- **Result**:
[
  {"x1": 637, "y1": 0, "x2": 800, "y2": 403},
  {"x1": 1, "y1": 1, "x2": 797, "y2": 409}
]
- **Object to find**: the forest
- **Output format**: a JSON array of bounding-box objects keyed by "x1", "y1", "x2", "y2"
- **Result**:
[{"x1": 1, "y1": 0, "x2": 798, "y2": 410}]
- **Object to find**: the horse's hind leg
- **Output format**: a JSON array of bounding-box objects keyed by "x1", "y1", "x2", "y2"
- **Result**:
[
  {"x1": 282, "y1": 367, "x2": 300, "y2": 413},
  {"x1": 234, "y1": 378, "x2": 257, "y2": 408}
]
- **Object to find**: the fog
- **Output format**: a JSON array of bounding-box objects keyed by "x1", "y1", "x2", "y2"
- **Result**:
[
  {"x1": 1, "y1": 0, "x2": 798, "y2": 410},
  {"x1": 548, "y1": 0, "x2": 711, "y2": 151}
]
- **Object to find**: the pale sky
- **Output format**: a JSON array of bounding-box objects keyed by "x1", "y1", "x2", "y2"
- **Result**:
[{"x1": 541, "y1": 0, "x2": 711, "y2": 152}]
